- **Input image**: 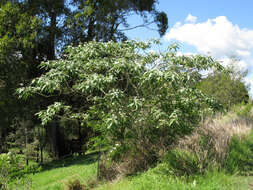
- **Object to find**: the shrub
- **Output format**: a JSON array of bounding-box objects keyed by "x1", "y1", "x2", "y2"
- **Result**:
[
  {"x1": 198, "y1": 65, "x2": 249, "y2": 109},
  {"x1": 0, "y1": 152, "x2": 41, "y2": 181},
  {"x1": 18, "y1": 40, "x2": 224, "y2": 178},
  {"x1": 225, "y1": 130, "x2": 253, "y2": 175},
  {"x1": 172, "y1": 111, "x2": 252, "y2": 174},
  {"x1": 162, "y1": 149, "x2": 200, "y2": 176},
  {"x1": 235, "y1": 102, "x2": 252, "y2": 117},
  {"x1": 99, "y1": 137, "x2": 163, "y2": 180},
  {"x1": 65, "y1": 178, "x2": 85, "y2": 190},
  {"x1": 64, "y1": 177, "x2": 98, "y2": 190},
  {"x1": 23, "y1": 162, "x2": 42, "y2": 175},
  {"x1": 0, "y1": 152, "x2": 22, "y2": 175},
  {"x1": 85, "y1": 177, "x2": 98, "y2": 189},
  {"x1": 99, "y1": 158, "x2": 119, "y2": 181},
  {"x1": 0, "y1": 152, "x2": 22, "y2": 189}
]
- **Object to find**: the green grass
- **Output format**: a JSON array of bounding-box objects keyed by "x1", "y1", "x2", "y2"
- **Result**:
[
  {"x1": 9, "y1": 153, "x2": 98, "y2": 190},
  {"x1": 94, "y1": 166, "x2": 253, "y2": 190},
  {"x1": 7, "y1": 129, "x2": 253, "y2": 190},
  {"x1": 7, "y1": 155, "x2": 253, "y2": 190}
]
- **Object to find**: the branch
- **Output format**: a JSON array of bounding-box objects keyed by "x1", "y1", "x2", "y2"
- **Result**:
[
  {"x1": 118, "y1": 21, "x2": 155, "y2": 31},
  {"x1": 34, "y1": 92, "x2": 59, "y2": 98}
]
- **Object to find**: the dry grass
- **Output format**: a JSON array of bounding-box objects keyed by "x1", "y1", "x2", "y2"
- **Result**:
[
  {"x1": 99, "y1": 150, "x2": 155, "y2": 181},
  {"x1": 176, "y1": 111, "x2": 253, "y2": 171},
  {"x1": 99, "y1": 138, "x2": 162, "y2": 181},
  {"x1": 100, "y1": 105, "x2": 253, "y2": 179}
]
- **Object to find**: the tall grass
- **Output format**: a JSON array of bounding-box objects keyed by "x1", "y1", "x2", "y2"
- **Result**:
[
  {"x1": 94, "y1": 166, "x2": 249, "y2": 190},
  {"x1": 162, "y1": 105, "x2": 253, "y2": 176},
  {"x1": 6, "y1": 104, "x2": 253, "y2": 190}
]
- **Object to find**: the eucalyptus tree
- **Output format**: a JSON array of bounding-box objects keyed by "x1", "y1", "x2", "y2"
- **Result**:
[
  {"x1": 66, "y1": 0, "x2": 168, "y2": 43},
  {"x1": 0, "y1": 1, "x2": 40, "y2": 151},
  {"x1": 1, "y1": 0, "x2": 168, "y2": 157}
]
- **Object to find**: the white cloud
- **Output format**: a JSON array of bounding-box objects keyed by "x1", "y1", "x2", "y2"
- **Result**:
[
  {"x1": 218, "y1": 57, "x2": 249, "y2": 71},
  {"x1": 165, "y1": 15, "x2": 253, "y2": 96},
  {"x1": 176, "y1": 51, "x2": 195, "y2": 56},
  {"x1": 185, "y1": 14, "x2": 197, "y2": 23},
  {"x1": 165, "y1": 16, "x2": 253, "y2": 59}
]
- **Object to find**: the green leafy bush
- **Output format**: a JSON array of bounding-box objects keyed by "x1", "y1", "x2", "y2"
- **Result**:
[
  {"x1": 198, "y1": 65, "x2": 249, "y2": 109},
  {"x1": 162, "y1": 149, "x2": 200, "y2": 176},
  {"x1": 17, "y1": 40, "x2": 224, "y2": 177},
  {"x1": 225, "y1": 130, "x2": 253, "y2": 175},
  {"x1": 0, "y1": 152, "x2": 22, "y2": 174},
  {"x1": 0, "y1": 152, "x2": 22, "y2": 188},
  {"x1": 0, "y1": 152, "x2": 41, "y2": 180},
  {"x1": 23, "y1": 162, "x2": 42, "y2": 175},
  {"x1": 236, "y1": 102, "x2": 252, "y2": 117}
]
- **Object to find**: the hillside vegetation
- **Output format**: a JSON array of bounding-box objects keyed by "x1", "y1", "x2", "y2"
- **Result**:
[
  {"x1": 2, "y1": 104, "x2": 253, "y2": 189},
  {"x1": 1, "y1": 40, "x2": 252, "y2": 190},
  {"x1": 1, "y1": 1, "x2": 253, "y2": 190}
]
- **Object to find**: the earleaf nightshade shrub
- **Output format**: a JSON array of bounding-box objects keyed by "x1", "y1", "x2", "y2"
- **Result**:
[{"x1": 17, "y1": 40, "x2": 223, "y2": 156}]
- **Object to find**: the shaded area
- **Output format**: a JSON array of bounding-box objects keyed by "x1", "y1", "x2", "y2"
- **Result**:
[{"x1": 40, "y1": 151, "x2": 99, "y2": 172}]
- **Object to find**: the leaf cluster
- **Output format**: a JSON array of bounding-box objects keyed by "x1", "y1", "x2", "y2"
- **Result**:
[{"x1": 17, "y1": 40, "x2": 224, "y2": 149}]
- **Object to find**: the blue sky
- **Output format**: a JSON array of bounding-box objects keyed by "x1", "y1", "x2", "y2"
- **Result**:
[{"x1": 124, "y1": 0, "x2": 253, "y2": 95}]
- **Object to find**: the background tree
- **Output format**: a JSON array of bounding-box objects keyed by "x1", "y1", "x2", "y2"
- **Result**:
[
  {"x1": 0, "y1": 1, "x2": 40, "y2": 152},
  {"x1": 0, "y1": 0, "x2": 168, "y2": 158},
  {"x1": 66, "y1": 0, "x2": 168, "y2": 43},
  {"x1": 198, "y1": 65, "x2": 249, "y2": 109}
]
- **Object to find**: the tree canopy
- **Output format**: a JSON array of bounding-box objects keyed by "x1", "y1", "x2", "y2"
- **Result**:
[
  {"x1": 17, "y1": 40, "x2": 223, "y2": 155},
  {"x1": 198, "y1": 65, "x2": 249, "y2": 109},
  {"x1": 0, "y1": 0, "x2": 168, "y2": 155}
]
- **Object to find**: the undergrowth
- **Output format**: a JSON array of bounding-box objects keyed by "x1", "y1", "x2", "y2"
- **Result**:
[{"x1": 5, "y1": 104, "x2": 253, "y2": 190}]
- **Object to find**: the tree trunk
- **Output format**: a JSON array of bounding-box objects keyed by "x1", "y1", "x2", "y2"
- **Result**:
[
  {"x1": 87, "y1": 16, "x2": 95, "y2": 41},
  {"x1": 25, "y1": 127, "x2": 29, "y2": 166},
  {"x1": 40, "y1": 146, "x2": 43, "y2": 163},
  {"x1": 47, "y1": 122, "x2": 59, "y2": 160},
  {"x1": 48, "y1": 10, "x2": 56, "y2": 60}
]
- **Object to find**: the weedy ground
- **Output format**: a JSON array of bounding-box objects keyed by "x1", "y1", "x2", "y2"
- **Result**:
[{"x1": 7, "y1": 106, "x2": 253, "y2": 190}]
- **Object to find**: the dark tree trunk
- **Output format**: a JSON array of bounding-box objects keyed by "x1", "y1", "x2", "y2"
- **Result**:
[
  {"x1": 48, "y1": 10, "x2": 56, "y2": 60},
  {"x1": 47, "y1": 121, "x2": 72, "y2": 159},
  {"x1": 87, "y1": 17, "x2": 95, "y2": 41},
  {"x1": 47, "y1": 122, "x2": 59, "y2": 160},
  {"x1": 40, "y1": 146, "x2": 43, "y2": 163}
]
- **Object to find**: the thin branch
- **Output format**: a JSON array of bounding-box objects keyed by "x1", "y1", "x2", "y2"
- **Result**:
[
  {"x1": 34, "y1": 92, "x2": 59, "y2": 98},
  {"x1": 118, "y1": 21, "x2": 155, "y2": 31}
]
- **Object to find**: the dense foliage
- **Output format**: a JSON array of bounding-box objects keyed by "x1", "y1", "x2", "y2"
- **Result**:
[
  {"x1": 18, "y1": 41, "x2": 223, "y2": 162},
  {"x1": 198, "y1": 66, "x2": 249, "y2": 109},
  {"x1": 0, "y1": 0, "x2": 168, "y2": 158},
  {"x1": 1, "y1": 0, "x2": 252, "y2": 188}
]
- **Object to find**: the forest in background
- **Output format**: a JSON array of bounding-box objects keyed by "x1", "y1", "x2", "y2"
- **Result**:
[{"x1": 0, "y1": 0, "x2": 168, "y2": 158}]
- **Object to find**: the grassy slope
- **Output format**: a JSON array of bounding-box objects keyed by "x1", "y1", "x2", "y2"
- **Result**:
[
  {"x1": 10, "y1": 154, "x2": 97, "y2": 190},
  {"x1": 94, "y1": 166, "x2": 253, "y2": 190},
  {"x1": 8, "y1": 109, "x2": 253, "y2": 190},
  {"x1": 10, "y1": 155, "x2": 253, "y2": 190}
]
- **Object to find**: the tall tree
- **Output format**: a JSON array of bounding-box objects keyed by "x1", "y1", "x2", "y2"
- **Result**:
[
  {"x1": 65, "y1": 0, "x2": 168, "y2": 43},
  {"x1": 0, "y1": 1, "x2": 39, "y2": 152},
  {"x1": 1, "y1": 0, "x2": 168, "y2": 157}
]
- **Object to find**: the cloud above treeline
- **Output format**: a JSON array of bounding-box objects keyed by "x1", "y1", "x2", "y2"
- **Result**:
[
  {"x1": 165, "y1": 14, "x2": 253, "y2": 94},
  {"x1": 165, "y1": 15, "x2": 253, "y2": 59},
  {"x1": 185, "y1": 14, "x2": 197, "y2": 23}
]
